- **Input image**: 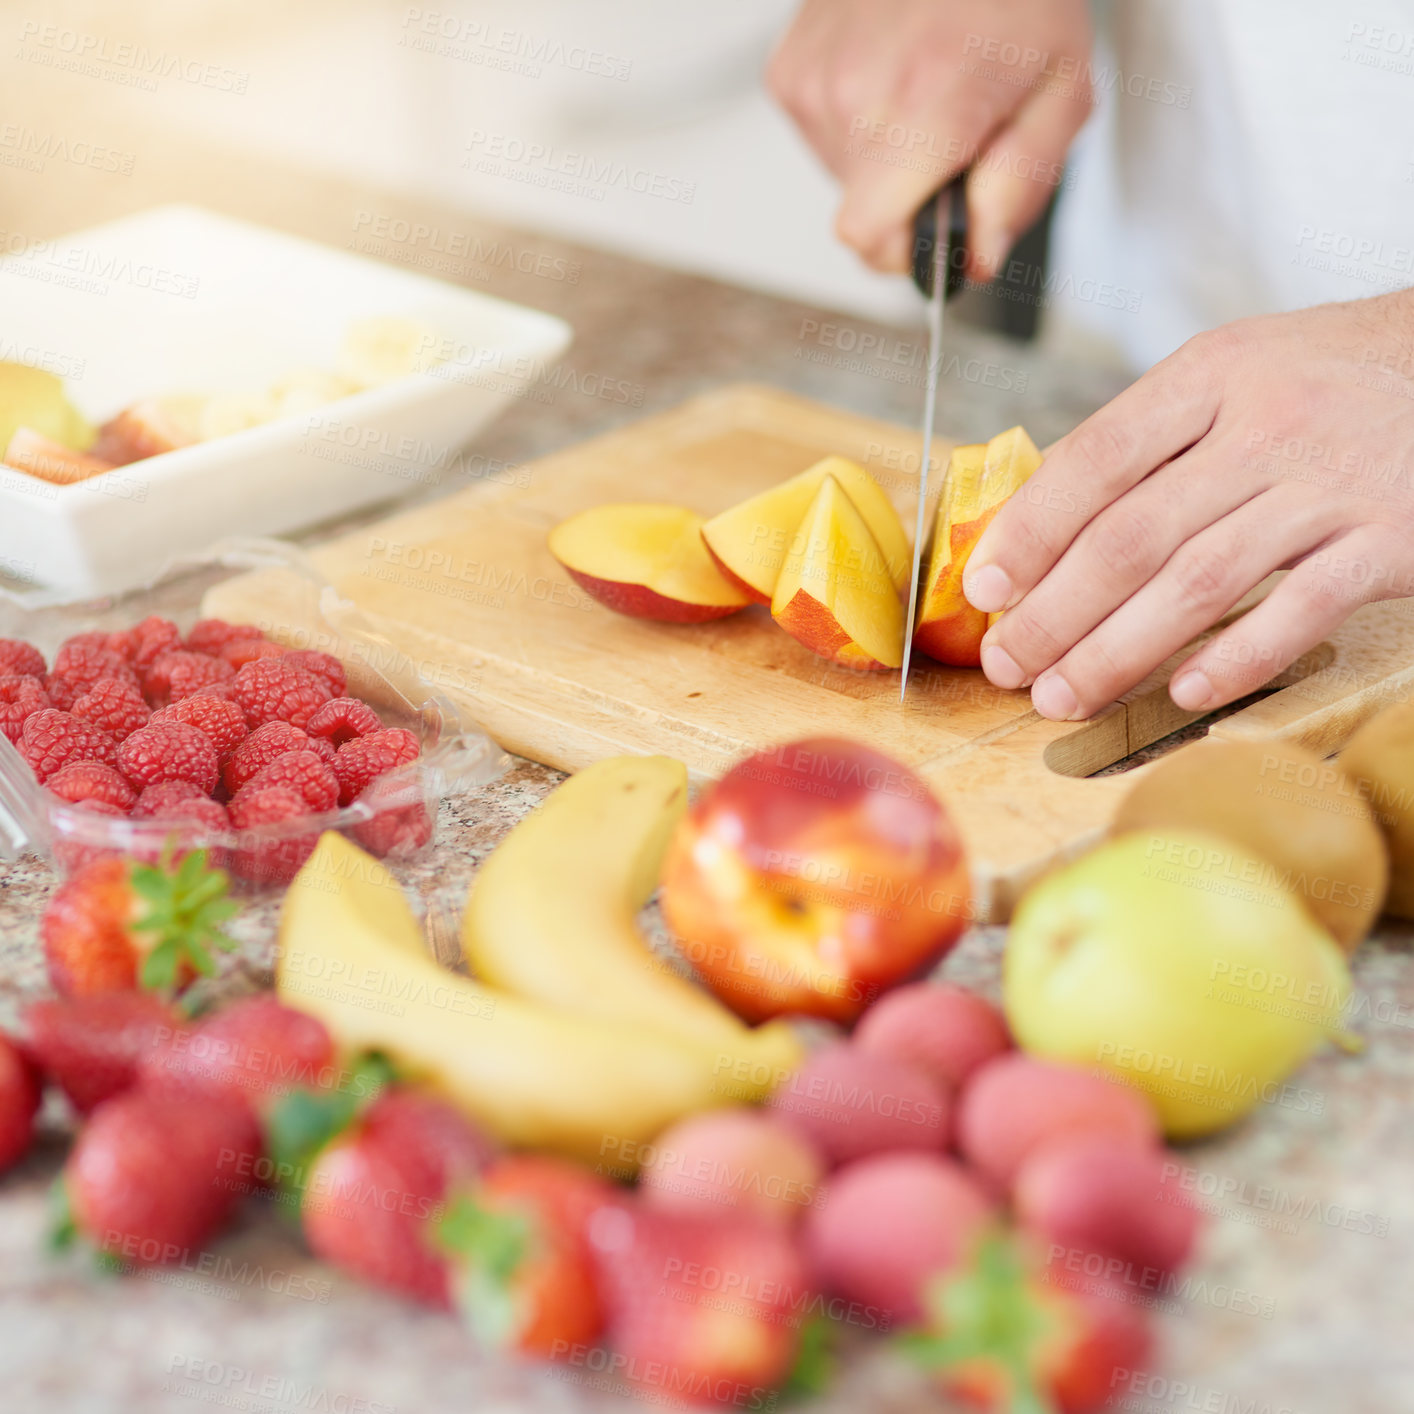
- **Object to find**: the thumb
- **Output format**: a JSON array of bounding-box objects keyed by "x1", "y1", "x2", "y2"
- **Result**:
[{"x1": 965, "y1": 83, "x2": 1093, "y2": 281}]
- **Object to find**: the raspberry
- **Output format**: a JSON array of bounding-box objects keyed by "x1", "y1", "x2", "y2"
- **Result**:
[
  {"x1": 184, "y1": 619, "x2": 263, "y2": 657},
  {"x1": 52, "y1": 803, "x2": 126, "y2": 875},
  {"x1": 305, "y1": 696, "x2": 381, "y2": 747},
  {"x1": 333, "y1": 727, "x2": 421, "y2": 806},
  {"x1": 107, "y1": 616, "x2": 181, "y2": 672},
  {"x1": 117, "y1": 721, "x2": 219, "y2": 795},
  {"x1": 221, "y1": 639, "x2": 285, "y2": 670},
  {"x1": 132, "y1": 780, "x2": 206, "y2": 817},
  {"x1": 46, "y1": 644, "x2": 139, "y2": 711},
  {"x1": 20, "y1": 710, "x2": 120, "y2": 781},
  {"x1": 71, "y1": 677, "x2": 151, "y2": 742},
  {"x1": 232, "y1": 658, "x2": 331, "y2": 731},
  {"x1": 352, "y1": 802, "x2": 433, "y2": 858},
  {"x1": 143, "y1": 650, "x2": 232, "y2": 707},
  {"x1": 281, "y1": 650, "x2": 346, "y2": 697},
  {"x1": 236, "y1": 749, "x2": 339, "y2": 813},
  {"x1": 190, "y1": 683, "x2": 239, "y2": 703},
  {"x1": 56, "y1": 632, "x2": 111, "y2": 655},
  {"x1": 0, "y1": 639, "x2": 45, "y2": 679},
  {"x1": 46, "y1": 761, "x2": 137, "y2": 813},
  {"x1": 150, "y1": 695, "x2": 247, "y2": 756},
  {"x1": 228, "y1": 785, "x2": 318, "y2": 886},
  {"x1": 222, "y1": 722, "x2": 317, "y2": 795},
  {"x1": 0, "y1": 675, "x2": 49, "y2": 743}
]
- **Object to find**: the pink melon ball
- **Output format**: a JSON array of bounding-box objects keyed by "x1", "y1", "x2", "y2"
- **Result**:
[
  {"x1": 769, "y1": 1041, "x2": 950, "y2": 1166},
  {"x1": 804, "y1": 1151, "x2": 995, "y2": 1327},
  {"x1": 854, "y1": 981, "x2": 1011, "y2": 1090},
  {"x1": 639, "y1": 1109, "x2": 825, "y2": 1225}
]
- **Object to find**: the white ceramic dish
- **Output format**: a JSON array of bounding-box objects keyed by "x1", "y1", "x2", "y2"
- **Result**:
[{"x1": 0, "y1": 204, "x2": 572, "y2": 599}]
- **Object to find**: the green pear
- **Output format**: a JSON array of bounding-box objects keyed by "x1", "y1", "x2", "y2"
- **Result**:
[{"x1": 1004, "y1": 829, "x2": 1353, "y2": 1138}]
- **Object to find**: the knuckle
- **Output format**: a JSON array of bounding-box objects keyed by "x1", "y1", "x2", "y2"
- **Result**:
[
  {"x1": 1088, "y1": 507, "x2": 1158, "y2": 582},
  {"x1": 1002, "y1": 606, "x2": 1067, "y2": 668},
  {"x1": 1170, "y1": 541, "x2": 1238, "y2": 613},
  {"x1": 1066, "y1": 417, "x2": 1134, "y2": 481}
]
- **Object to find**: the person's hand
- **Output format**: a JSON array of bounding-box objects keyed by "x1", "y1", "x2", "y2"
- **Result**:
[
  {"x1": 767, "y1": 0, "x2": 1093, "y2": 276},
  {"x1": 963, "y1": 293, "x2": 1414, "y2": 719}
]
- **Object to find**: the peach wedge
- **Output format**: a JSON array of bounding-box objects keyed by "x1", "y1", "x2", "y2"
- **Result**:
[
  {"x1": 549, "y1": 503, "x2": 753, "y2": 622},
  {"x1": 701, "y1": 456, "x2": 910, "y2": 604},
  {"x1": 913, "y1": 425, "x2": 1042, "y2": 667},
  {"x1": 771, "y1": 475, "x2": 904, "y2": 670}
]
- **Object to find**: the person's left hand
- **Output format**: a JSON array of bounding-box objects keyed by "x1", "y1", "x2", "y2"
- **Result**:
[{"x1": 962, "y1": 292, "x2": 1414, "y2": 719}]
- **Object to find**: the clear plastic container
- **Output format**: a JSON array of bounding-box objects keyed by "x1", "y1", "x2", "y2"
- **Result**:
[{"x1": 0, "y1": 538, "x2": 507, "y2": 887}]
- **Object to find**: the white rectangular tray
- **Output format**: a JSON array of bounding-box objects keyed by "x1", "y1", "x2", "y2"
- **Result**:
[{"x1": 0, "y1": 204, "x2": 572, "y2": 598}]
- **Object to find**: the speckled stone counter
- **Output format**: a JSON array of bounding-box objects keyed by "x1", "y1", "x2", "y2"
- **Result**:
[{"x1": 1, "y1": 135, "x2": 1411, "y2": 1414}]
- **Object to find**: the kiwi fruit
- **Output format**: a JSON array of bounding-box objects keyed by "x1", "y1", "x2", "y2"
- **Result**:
[
  {"x1": 1114, "y1": 737, "x2": 1388, "y2": 953},
  {"x1": 1339, "y1": 703, "x2": 1414, "y2": 920}
]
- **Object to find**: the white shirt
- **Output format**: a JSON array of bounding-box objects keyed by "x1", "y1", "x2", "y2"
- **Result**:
[{"x1": 1048, "y1": 0, "x2": 1414, "y2": 372}]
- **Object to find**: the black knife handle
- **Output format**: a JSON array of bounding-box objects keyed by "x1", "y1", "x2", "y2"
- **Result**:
[{"x1": 911, "y1": 177, "x2": 969, "y2": 300}]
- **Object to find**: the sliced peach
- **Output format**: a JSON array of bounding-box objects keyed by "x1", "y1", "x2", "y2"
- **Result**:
[
  {"x1": 771, "y1": 475, "x2": 904, "y2": 670},
  {"x1": 3, "y1": 427, "x2": 115, "y2": 486},
  {"x1": 549, "y1": 503, "x2": 753, "y2": 622},
  {"x1": 93, "y1": 396, "x2": 203, "y2": 466},
  {"x1": 913, "y1": 425, "x2": 1042, "y2": 667},
  {"x1": 702, "y1": 456, "x2": 910, "y2": 604}
]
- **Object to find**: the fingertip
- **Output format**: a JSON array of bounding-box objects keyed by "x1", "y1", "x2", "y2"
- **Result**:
[{"x1": 964, "y1": 562, "x2": 1013, "y2": 614}]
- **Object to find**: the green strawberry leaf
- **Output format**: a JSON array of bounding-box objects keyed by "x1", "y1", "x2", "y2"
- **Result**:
[
  {"x1": 264, "y1": 1050, "x2": 396, "y2": 1207},
  {"x1": 128, "y1": 847, "x2": 240, "y2": 994},
  {"x1": 782, "y1": 1313, "x2": 839, "y2": 1398},
  {"x1": 45, "y1": 1176, "x2": 76, "y2": 1254},
  {"x1": 437, "y1": 1194, "x2": 532, "y2": 1348},
  {"x1": 898, "y1": 1232, "x2": 1058, "y2": 1414}
]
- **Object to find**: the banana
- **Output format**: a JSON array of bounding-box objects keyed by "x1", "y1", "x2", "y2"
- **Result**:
[
  {"x1": 463, "y1": 755, "x2": 771, "y2": 1048},
  {"x1": 197, "y1": 389, "x2": 277, "y2": 440},
  {"x1": 278, "y1": 834, "x2": 802, "y2": 1164},
  {"x1": 336, "y1": 315, "x2": 443, "y2": 388}
]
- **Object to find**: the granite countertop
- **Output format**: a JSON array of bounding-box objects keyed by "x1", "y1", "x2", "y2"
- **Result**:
[{"x1": 1, "y1": 136, "x2": 1410, "y2": 1414}]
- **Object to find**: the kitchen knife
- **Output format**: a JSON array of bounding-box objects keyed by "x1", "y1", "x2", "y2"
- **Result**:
[{"x1": 899, "y1": 178, "x2": 969, "y2": 701}]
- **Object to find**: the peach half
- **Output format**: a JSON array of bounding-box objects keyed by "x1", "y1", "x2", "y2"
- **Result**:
[
  {"x1": 771, "y1": 474, "x2": 904, "y2": 670},
  {"x1": 913, "y1": 425, "x2": 1042, "y2": 667},
  {"x1": 548, "y1": 503, "x2": 753, "y2": 622},
  {"x1": 701, "y1": 455, "x2": 910, "y2": 604}
]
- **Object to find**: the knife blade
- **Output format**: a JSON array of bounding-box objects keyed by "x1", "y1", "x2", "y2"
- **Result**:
[{"x1": 900, "y1": 179, "x2": 969, "y2": 701}]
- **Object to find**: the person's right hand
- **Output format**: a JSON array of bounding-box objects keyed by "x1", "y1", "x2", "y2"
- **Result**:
[{"x1": 768, "y1": 0, "x2": 1094, "y2": 278}]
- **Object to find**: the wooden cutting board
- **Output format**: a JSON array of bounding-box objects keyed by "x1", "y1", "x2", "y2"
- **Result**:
[{"x1": 204, "y1": 384, "x2": 1414, "y2": 918}]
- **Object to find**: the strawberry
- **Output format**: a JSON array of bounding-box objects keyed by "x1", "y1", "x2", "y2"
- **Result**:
[
  {"x1": 236, "y1": 749, "x2": 338, "y2": 814},
  {"x1": 23, "y1": 991, "x2": 179, "y2": 1115},
  {"x1": 19, "y1": 709, "x2": 119, "y2": 781},
  {"x1": 334, "y1": 727, "x2": 420, "y2": 806},
  {"x1": 232, "y1": 658, "x2": 331, "y2": 731},
  {"x1": 117, "y1": 720, "x2": 219, "y2": 795},
  {"x1": 301, "y1": 1088, "x2": 495, "y2": 1306},
  {"x1": 228, "y1": 785, "x2": 318, "y2": 885},
  {"x1": 0, "y1": 674, "x2": 50, "y2": 743},
  {"x1": 149, "y1": 694, "x2": 247, "y2": 756},
  {"x1": 140, "y1": 994, "x2": 335, "y2": 1119},
  {"x1": 306, "y1": 696, "x2": 381, "y2": 747},
  {"x1": 107, "y1": 615, "x2": 181, "y2": 673},
  {"x1": 184, "y1": 619, "x2": 263, "y2": 657},
  {"x1": 0, "y1": 1034, "x2": 41, "y2": 1172},
  {"x1": 351, "y1": 802, "x2": 434, "y2": 859},
  {"x1": 71, "y1": 676, "x2": 151, "y2": 742},
  {"x1": 40, "y1": 850, "x2": 238, "y2": 995},
  {"x1": 281, "y1": 650, "x2": 346, "y2": 698},
  {"x1": 46, "y1": 761, "x2": 137, "y2": 813},
  {"x1": 132, "y1": 779, "x2": 206, "y2": 817},
  {"x1": 222, "y1": 721, "x2": 320, "y2": 795},
  {"x1": 142, "y1": 650, "x2": 232, "y2": 707},
  {"x1": 590, "y1": 1204, "x2": 810, "y2": 1403},
  {"x1": 0, "y1": 639, "x2": 46, "y2": 679},
  {"x1": 220, "y1": 638, "x2": 286, "y2": 670},
  {"x1": 901, "y1": 1234, "x2": 1153, "y2": 1414},
  {"x1": 441, "y1": 1155, "x2": 618, "y2": 1359},
  {"x1": 57, "y1": 1089, "x2": 259, "y2": 1267},
  {"x1": 46, "y1": 642, "x2": 139, "y2": 710}
]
